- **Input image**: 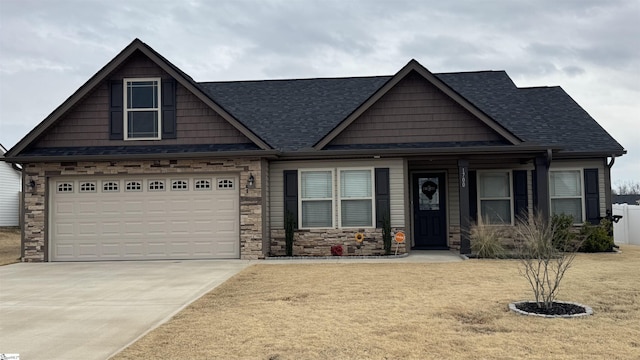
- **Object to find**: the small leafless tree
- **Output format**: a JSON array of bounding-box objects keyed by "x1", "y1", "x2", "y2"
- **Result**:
[
  {"x1": 612, "y1": 180, "x2": 640, "y2": 195},
  {"x1": 512, "y1": 213, "x2": 582, "y2": 310}
]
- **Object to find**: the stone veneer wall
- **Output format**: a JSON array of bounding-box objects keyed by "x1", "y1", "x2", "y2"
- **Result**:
[
  {"x1": 270, "y1": 227, "x2": 406, "y2": 257},
  {"x1": 22, "y1": 158, "x2": 263, "y2": 261}
]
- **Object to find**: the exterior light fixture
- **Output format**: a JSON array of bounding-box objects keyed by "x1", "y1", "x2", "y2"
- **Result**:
[{"x1": 246, "y1": 173, "x2": 255, "y2": 193}]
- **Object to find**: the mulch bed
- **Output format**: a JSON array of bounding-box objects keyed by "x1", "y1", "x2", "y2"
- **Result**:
[{"x1": 515, "y1": 301, "x2": 588, "y2": 316}]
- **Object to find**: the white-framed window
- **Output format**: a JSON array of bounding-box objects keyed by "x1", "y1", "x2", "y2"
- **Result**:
[
  {"x1": 171, "y1": 180, "x2": 188, "y2": 191},
  {"x1": 550, "y1": 170, "x2": 584, "y2": 223},
  {"x1": 124, "y1": 78, "x2": 161, "y2": 140},
  {"x1": 57, "y1": 182, "x2": 74, "y2": 193},
  {"x1": 148, "y1": 180, "x2": 165, "y2": 191},
  {"x1": 338, "y1": 168, "x2": 374, "y2": 228},
  {"x1": 478, "y1": 171, "x2": 512, "y2": 225},
  {"x1": 79, "y1": 182, "x2": 96, "y2": 192},
  {"x1": 102, "y1": 181, "x2": 119, "y2": 192},
  {"x1": 195, "y1": 179, "x2": 212, "y2": 190},
  {"x1": 299, "y1": 169, "x2": 334, "y2": 228},
  {"x1": 125, "y1": 181, "x2": 142, "y2": 192},
  {"x1": 217, "y1": 179, "x2": 235, "y2": 190}
]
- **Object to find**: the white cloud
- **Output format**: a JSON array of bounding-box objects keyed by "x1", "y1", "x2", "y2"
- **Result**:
[{"x1": 0, "y1": 0, "x2": 637, "y2": 181}]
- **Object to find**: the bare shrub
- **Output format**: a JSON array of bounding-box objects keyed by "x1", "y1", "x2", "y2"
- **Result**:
[{"x1": 512, "y1": 213, "x2": 582, "y2": 310}]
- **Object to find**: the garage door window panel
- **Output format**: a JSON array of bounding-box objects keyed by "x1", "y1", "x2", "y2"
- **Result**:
[
  {"x1": 172, "y1": 180, "x2": 188, "y2": 191},
  {"x1": 57, "y1": 182, "x2": 74, "y2": 193},
  {"x1": 80, "y1": 182, "x2": 96, "y2": 193},
  {"x1": 195, "y1": 179, "x2": 211, "y2": 190},
  {"x1": 102, "y1": 181, "x2": 119, "y2": 192},
  {"x1": 148, "y1": 180, "x2": 165, "y2": 191},
  {"x1": 125, "y1": 181, "x2": 142, "y2": 192},
  {"x1": 217, "y1": 179, "x2": 235, "y2": 190}
]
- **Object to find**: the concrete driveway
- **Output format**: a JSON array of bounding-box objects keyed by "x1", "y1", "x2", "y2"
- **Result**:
[{"x1": 0, "y1": 260, "x2": 250, "y2": 360}]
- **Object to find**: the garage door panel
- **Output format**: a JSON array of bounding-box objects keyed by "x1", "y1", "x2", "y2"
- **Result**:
[{"x1": 50, "y1": 175, "x2": 240, "y2": 261}]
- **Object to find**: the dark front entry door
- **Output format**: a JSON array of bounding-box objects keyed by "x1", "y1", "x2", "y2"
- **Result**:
[{"x1": 413, "y1": 173, "x2": 447, "y2": 249}]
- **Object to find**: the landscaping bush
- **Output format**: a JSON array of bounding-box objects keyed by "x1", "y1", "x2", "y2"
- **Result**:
[
  {"x1": 470, "y1": 219, "x2": 506, "y2": 259},
  {"x1": 512, "y1": 213, "x2": 583, "y2": 310},
  {"x1": 551, "y1": 213, "x2": 576, "y2": 249},
  {"x1": 580, "y1": 219, "x2": 614, "y2": 252}
]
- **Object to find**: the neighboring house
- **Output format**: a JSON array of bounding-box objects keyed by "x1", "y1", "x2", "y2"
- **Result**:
[
  {"x1": 1, "y1": 39, "x2": 626, "y2": 262},
  {"x1": 0, "y1": 144, "x2": 21, "y2": 227},
  {"x1": 613, "y1": 194, "x2": 640, "y2": 205}
]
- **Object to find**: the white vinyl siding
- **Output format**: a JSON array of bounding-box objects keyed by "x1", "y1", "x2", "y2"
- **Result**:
[{"x1": 0, "y1": 159, "x2": 21, "y2": 227}]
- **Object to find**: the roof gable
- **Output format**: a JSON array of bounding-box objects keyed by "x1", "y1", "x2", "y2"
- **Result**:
[
  {"x1": 6, "y1": 39, "x2": 270, "y2": 158},
  {"x1": 314, "y1": 59, "x2": 522, "y2": 150},
  {"x1": 327, "y1": 70, "x2": 509, "y2": 148}
]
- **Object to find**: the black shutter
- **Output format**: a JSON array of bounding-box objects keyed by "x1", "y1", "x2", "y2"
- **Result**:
[
  {"x1": 513, "y1": 170, "x2": 528, "y2": 220},
  {"x1": 375, "y1": 168, "x2": 390, "y2": 228},
  {"x1": 584, "y1": 168, "x2": 600, "y2": 224},
  {"x1": 283, "y1": 170, "x2": 298, "y2": 229},
  {"x1": 161, "y1": 79, "x2": 177, "y2": 139},
  {"x1": 469, "y1": 171, "x2": 477, "y2": 223},
  {"x1": 109, "y1": 80, "x2": 123, "y2": 140},
  {"x1": 531, "y1": 169, "x2": 538, "y2": 213}
]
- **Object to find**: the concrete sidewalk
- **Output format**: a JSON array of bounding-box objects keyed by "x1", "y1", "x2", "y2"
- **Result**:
[{"x1": 0, "y1": 260, "x2": 250, "y2": 360}]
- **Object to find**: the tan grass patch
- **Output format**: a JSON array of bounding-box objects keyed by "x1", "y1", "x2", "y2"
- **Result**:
[
  {"x1": 115, "y1": 246, "x2": 640, "y2": 360},
  {"x1": 0, "y1": 227, "x2": 20, "y2": 265}
]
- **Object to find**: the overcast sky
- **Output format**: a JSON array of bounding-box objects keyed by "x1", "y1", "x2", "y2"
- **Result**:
[{"x1": 1, "y1": 0, "x2": 638, "y2": 185}]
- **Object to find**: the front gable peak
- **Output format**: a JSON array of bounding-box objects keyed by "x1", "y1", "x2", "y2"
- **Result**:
[
  {"x1": 6, "y1": 39, "x2": 271, "y2": 158},
  {"x1": 313, "y1": 59, "x2": 522, "y2": 150}
]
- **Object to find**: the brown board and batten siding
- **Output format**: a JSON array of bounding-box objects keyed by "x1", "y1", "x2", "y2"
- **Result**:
[
  {"x1": 269, "y1": 158, "x2": 406, "y2": 229},
  {"x1": 329, "y1": 71, "x2": 503, "y2": 146},
  {"x1": 33, "y1": 51, "x2": 252, "y2": 148}
]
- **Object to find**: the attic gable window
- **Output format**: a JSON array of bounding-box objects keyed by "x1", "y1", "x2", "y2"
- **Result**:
[{"x1": 124, "y1": 78, "x2": 161, "y2": 140}]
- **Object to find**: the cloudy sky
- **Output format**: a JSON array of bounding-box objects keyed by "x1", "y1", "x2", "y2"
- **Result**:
[{"x1": 1, "y1": 0, "x2": 638, "y2": 185}]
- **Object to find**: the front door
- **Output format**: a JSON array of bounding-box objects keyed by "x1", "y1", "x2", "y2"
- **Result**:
[{"x1": 413, "y1": 173, "x2": 447, "y2": 249}]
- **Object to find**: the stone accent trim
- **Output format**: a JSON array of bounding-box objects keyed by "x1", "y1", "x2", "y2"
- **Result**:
[
  {"x1": 270, "y1": 227, "x2": 406, "y2": 257},
  {"x1": 22, "y1": 158, "x2": 263, "y2": 261}
]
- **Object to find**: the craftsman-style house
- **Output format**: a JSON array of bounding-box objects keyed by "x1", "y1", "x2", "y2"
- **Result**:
[{"x1": 2, "y1": 39, "x2": 625, "y2": 261}]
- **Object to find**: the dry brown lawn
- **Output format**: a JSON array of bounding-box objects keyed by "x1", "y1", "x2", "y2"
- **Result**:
[
  {"x1": 115, "y1": 247, "x2": 640, "y2": 360},
  {"x1": 0, "y1": 227, "x2": 20, "y2": 265}
]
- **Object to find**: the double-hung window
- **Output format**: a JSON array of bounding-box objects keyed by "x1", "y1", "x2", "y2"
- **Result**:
[
  {"x1": 478, "y1": 171, "x2": 512, "y2": 225},
  {"x1": 300, "y1": 170, "x2": 334, "y2": 228},
  {"x1": 124, "y1": 78, "x2": 161, "y2": 140},
  {"x1": 339, "y1": 169, "x2": 374, "y2": 227},
  {"x1": 550, "y1": 170, "x2": 583, "y2": 222}
]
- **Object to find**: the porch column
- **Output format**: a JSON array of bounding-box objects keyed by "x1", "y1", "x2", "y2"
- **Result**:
[
  {"x1": 534, "y1": 156, "x2": 550, "y2": 219},
  {"x1": 458, "y1": 160, "x2": 471, "y2": 254}
]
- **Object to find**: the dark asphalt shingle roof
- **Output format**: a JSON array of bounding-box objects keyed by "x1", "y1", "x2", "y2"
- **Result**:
[
  {"x1": 198, "y1": 76, "x2": 391, "y2": 151},
  {"x1": 436, "y1": 71, "x2": 624, "y2": 154},
  {"x1": 198, "y1": 70, "x2": 623, "y2": 154}
]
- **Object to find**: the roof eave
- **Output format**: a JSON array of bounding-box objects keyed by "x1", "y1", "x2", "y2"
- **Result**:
[
  {"x1": 3, "y1": 150, "x2": 280, "y2": 163},
  {"x1": 278, "y1": 144, "x2": 558, "y2": 160}
]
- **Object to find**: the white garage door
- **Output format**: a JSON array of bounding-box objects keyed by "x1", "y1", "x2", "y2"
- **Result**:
[{"x1": 49, "y1": 175, "x2": 240, "y2": 261}]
